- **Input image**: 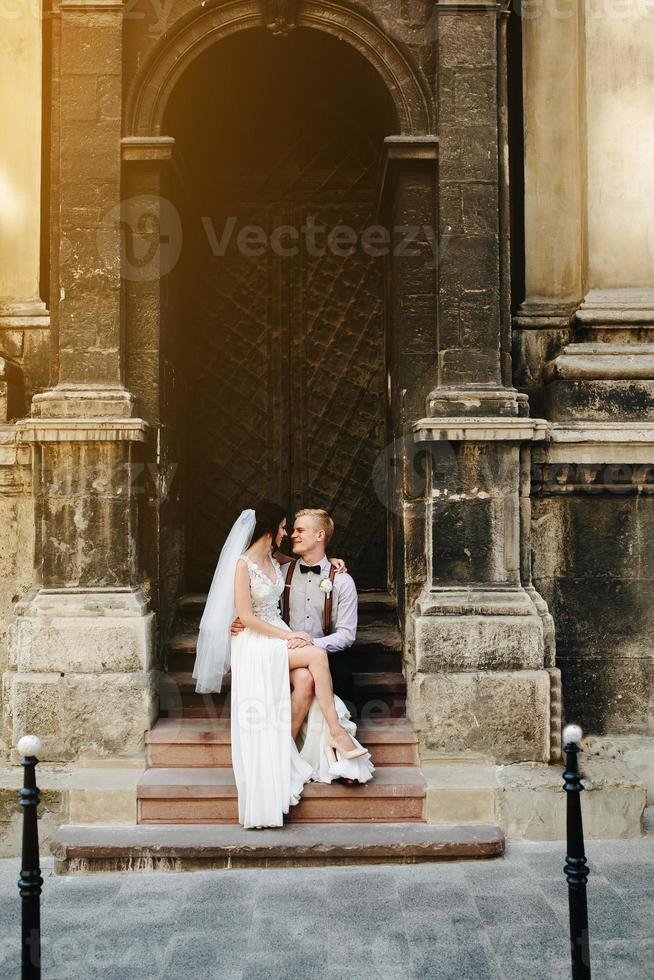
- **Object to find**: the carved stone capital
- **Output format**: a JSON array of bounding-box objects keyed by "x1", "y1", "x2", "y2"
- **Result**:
[
  {"x1": 16, "y1": 418, "x2": 148, "y2": 444},
  {"x1": 413, "y1": 415, "x2": 548, "y2": 443},
  {"x1": 30, "y1": 384, "x2": 137, "y2": 420}
]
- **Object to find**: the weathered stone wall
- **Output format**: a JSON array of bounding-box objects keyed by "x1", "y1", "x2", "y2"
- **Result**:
[
  {"x1": 2, "y1": 0, "x2": 651, "y2": 785},
  {"x1": 532, "y1": 462, "x2": 654, "y2": 737},
  {"x1": 0, "y1": 428, "x2": 34, "y2": 761}
]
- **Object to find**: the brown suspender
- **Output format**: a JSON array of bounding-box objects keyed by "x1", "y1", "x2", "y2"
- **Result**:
[
  {"x1": 281, "y1": 559, "x2": 298, "y2": 625},
  {"x1": 282, "y1": 559, "x2": 337, "y2": 634},
  {"x1": 323, "y1": 563, "x2": 338, "y2": 634}
]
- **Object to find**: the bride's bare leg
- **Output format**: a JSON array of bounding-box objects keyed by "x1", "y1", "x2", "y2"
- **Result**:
[
  {"x1": 288, "y1": 646, "x2": 358, "y2": 753},
  {"x1": 289, "y1": 668, "x2": 314, "y2": 741}
]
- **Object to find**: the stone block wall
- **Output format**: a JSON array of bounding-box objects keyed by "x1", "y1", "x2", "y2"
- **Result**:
[{"x1": 532, "y1": 457, "x2": 654, "y2": 736}]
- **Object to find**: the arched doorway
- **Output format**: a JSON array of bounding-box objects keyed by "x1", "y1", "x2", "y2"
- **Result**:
[{"x1": 162, "y1": 28, "x2": 399, "y2": 592}]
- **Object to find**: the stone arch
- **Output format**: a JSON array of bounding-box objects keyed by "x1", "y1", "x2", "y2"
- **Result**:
[{"x1": 125, "y1": 0, "x2": 434, "y2": 137}]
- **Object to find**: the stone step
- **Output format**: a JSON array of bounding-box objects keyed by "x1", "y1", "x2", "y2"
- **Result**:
[
  {"x1": 49, "y1": 821, "x2": 505, "y2": 873},
  {"x1": 166, "y1": 623, "x2": 402, "y2": 673},
  {"x1": 178, "y1": 591, "x2": 398, "y2": 629},
  {"x1": 137, "y1": 766, "x2": 426, "y2": 824},
  {"x1": 159, "y1": 670, "x2": 407, "y2": 720},
  {"x1": 146, "y1": 716, "x2": 419, "y2": 768}
]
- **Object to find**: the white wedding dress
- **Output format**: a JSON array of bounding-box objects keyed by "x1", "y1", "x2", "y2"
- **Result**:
[{"x1": 230, "y1": 554, "x2": 374, "y2": 829}]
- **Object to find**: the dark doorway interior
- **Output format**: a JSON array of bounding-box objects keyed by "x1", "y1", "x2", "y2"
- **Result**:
[{"x1": 163, "y1": 28, "x2": 398, "y2": 592}]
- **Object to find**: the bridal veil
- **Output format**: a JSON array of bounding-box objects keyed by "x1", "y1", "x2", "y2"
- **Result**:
[{"x1": 192, "y1": 508, "x2": 256, "y2": 693}]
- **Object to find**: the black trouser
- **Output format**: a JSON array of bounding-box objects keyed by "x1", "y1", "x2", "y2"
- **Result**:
[{"x1": 328, "y1": 651, "x2": 353, "y2": 705}]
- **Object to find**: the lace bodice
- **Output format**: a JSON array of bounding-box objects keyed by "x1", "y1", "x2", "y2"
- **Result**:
[{"x1": 241, "y1": 554, "x2": 285, "y2": 625}]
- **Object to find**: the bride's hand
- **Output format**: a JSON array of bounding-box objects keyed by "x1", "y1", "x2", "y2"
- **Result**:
[
  {"x1": 329, "y1": 558, "x2": 347, "y2": 574},
  {"x1": 230, "y1": 617, "x2": 245, "y2": 636},
  {"x1": 287, "y1": 631, "x2": 312, "y2": 648}
]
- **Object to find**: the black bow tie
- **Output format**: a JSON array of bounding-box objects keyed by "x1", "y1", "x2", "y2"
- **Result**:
[{"x1": 300, "y1": 564, "x2": 322, "y2": 575}]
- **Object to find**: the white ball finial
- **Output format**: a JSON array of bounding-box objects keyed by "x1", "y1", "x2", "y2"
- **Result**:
[
  {"x1": 17, "y1": 734, "x2": 42, "y2": 758},
  {"x1": 562, "y1": 724, "x2": 583, "y2": 746}
]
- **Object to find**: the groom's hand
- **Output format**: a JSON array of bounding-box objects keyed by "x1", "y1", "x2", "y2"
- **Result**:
[
  {"x1": 287, "y1": 631, "x2": 312, "y2": 648},
  {"x1": 329, "y1": 558, "x2": 347, "y2": 574},
  {"x1": 230, "y1": 617, "x2": 245, "y2": 636}
]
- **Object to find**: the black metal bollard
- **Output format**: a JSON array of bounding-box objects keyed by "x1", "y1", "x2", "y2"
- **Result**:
[
  {"x1": 562, "y1": 724, "x2": 591, "y2": 980},
  {"x1": 17, "y1": 734, "x2": 44, "y2": 980}
]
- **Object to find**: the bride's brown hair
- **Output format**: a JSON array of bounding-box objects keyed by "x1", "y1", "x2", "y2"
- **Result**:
[{"x1": 251, "y1": 501, "x2": 287, "y2": 544}]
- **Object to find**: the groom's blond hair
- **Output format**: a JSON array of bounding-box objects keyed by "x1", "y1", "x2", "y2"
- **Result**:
[{"x1": 295, "y1": 508, "x2": 334, "y2": 544}]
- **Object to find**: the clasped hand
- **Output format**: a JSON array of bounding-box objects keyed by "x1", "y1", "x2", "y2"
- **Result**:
[
  {"x1": 230, "y1": 618, "x2": 311, "y2": 648},
  {"x1": 286, "y1": 631, "x2": 312, "y2": 649}
]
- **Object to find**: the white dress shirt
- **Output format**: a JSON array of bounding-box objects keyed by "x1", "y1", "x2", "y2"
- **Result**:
[{"x1": 287, "y1": 555, "x2": 357, "y2": 652}]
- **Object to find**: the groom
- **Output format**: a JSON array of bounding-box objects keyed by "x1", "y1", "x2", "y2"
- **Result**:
[
  {"x1": 231, "y1": 507, "x2": 357, "y2": 738},
  {"x1": 283, "y1": 508, "x2": 357, "y2": 738}
]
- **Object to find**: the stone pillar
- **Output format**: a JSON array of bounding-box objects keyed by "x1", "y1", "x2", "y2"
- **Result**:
[
  {"x1": 0, "y1": 0, "x2": 50, "y2": 409},
  {"x1": 433, "y1": 0, "x2": 511, "y2": 412},
  {"x1": 544, "y1": 1, "x2": 654, "y2": 421},
  {"x1": 53, "y1": 0, "x2": 123, "y2": 390},
  {"x1": 121, "y1": 136, "x2": 182, "y2": 637},
  {"x1": 9, "y1": 418, "x2": 155, "y2": 763},
  {"x1": 377, "y1": 136, "x2": 439, "y2": 622},
  {"x1": 409, "y1": 418, "x2": 551, "y2": 763},
  {"x1": 520, "y1": 2, "x2": 654, "y2": 738},
  {"x1": 5, "y1": 0, "x2": 157, "y2": 763},
  {"x1": 512, "y1": 0, "x2": 585, "y2": 415},
  {"x1": 403, "y1": 2, "x2": 555, "y2": 763}
]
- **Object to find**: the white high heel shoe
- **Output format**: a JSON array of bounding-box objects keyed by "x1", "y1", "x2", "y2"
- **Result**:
[{"x1": 327, "y1": 728, "x2": 368, "y2": 761}]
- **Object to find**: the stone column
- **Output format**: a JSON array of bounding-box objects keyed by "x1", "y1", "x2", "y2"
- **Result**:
[
  {"x1": 532, "y1": 3, "x2": 654, "y2": 738},
  {"x1": 0, "y1": 0, "x2": 50, "y2": 413},
  {"x1": 51, "y1": 0, "x2": 123, "y2": 393},
  {"x1": 377, "y1": 136, "x2": 439, "y2": 621},
  {"x1": 433, "y1": 0, "x2": 512, "y2": 413},
  {"x1": 512, "y1": 0, "x2": 585, "y2": 415},
  {"x1": 403, "y1": 2, "x2": 555, "y2": 763},
  {"x1": 544, "y1": 1, "x2": 654, "y2": 421},
  {"x1": 6, "y1": 0, "x2": 157, "y2": 763},
  {"x1": 409, "y1": 418, "x2": 551, "y2": 763},
  {"x1": 121, "y1": 136, "x2": 182, "y2": 638},
  {"x1": 9, "y1": 418, "x2": 155, "y2": 763}
]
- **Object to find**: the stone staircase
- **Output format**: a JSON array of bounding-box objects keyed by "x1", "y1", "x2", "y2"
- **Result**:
[
  {"x1": 49, "y1": 591, "x2": 506, "y2": 872},
  {"x1": 146, "y1": 591, "x2": 423, "y2": 823},
  {"x1": 160, "y1": 591, "x2": 408, "y2": 720}
]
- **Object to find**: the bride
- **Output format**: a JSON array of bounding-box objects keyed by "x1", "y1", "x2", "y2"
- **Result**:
[{"x1": 192, "y1": 502, "x2": 373, "y2": 829}]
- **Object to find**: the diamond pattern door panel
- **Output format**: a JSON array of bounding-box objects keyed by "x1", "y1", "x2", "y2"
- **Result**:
[{"x1": 185, "y1": 114, "x2": 387, "y2": 591}]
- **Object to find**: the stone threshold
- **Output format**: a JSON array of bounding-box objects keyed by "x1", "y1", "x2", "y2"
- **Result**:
[{"x1": 49, "y1": 821, "x2": 505, "y2": 874}]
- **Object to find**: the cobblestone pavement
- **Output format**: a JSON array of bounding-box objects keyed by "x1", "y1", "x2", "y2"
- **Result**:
[{"x1": 1, "y1": 812, "x2": 652, "y2": 980}]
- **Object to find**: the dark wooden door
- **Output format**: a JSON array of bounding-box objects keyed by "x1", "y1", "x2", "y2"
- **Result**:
[{"x1": 185, "y1": 111, "x2": 387, "y2": 591}]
